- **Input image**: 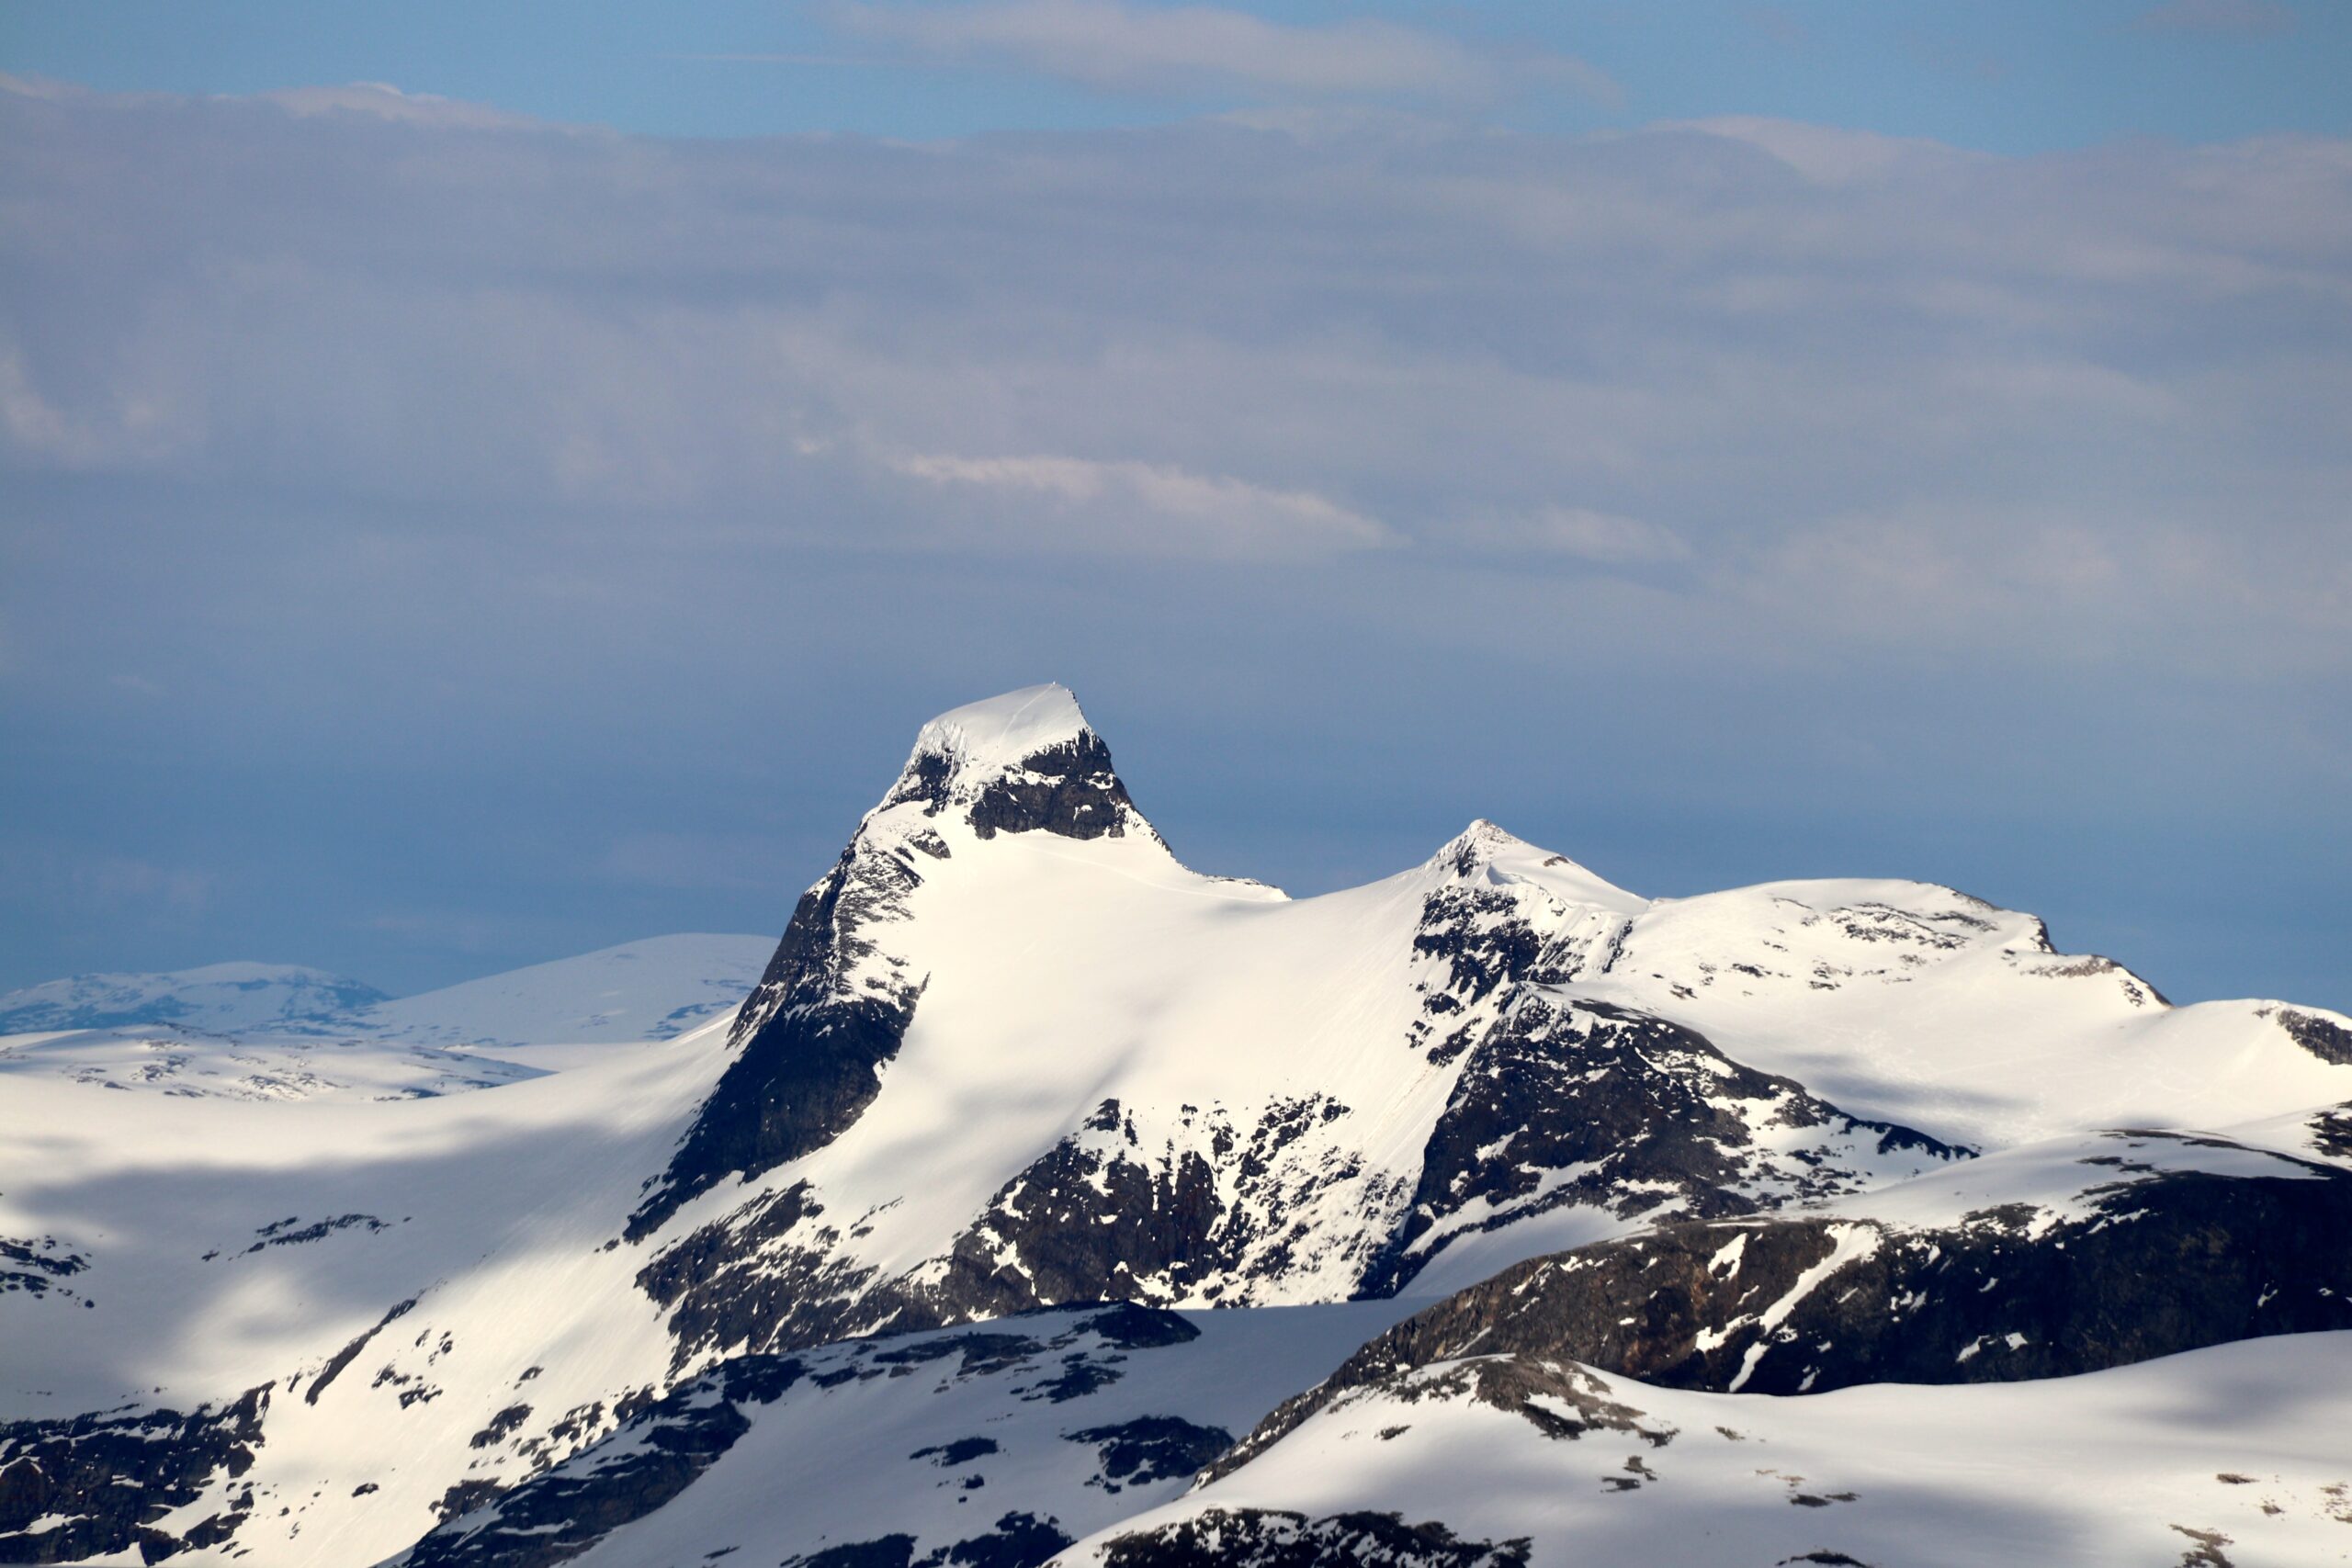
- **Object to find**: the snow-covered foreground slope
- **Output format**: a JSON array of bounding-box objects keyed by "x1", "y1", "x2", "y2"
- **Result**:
[
  {"x1": 1069, "y1": 1333, "x2": 2352, "y2": 1567},
  {"x1": 2, "y1": 682, "x2": 2346, "y2": 1567},
  {"x1": 389, "y1": 1302, "x2": 1416, "y2": 1568}
]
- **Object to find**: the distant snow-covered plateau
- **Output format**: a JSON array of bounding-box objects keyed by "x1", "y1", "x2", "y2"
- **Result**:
[{"x1": 4, "y1": 684, "x2": 2347, "y2": 1566}]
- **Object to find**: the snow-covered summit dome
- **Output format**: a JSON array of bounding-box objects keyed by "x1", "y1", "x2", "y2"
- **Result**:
[
  {"x1": 877, "y1": 682, "x2": 1146, "y2": 843},
  {"x1": 905, "y1": 682, "x2": 1093, "y2": 782}
]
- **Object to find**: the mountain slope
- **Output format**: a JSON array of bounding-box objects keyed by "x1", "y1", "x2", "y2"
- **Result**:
[
  {"x1": 387, "y1": 1302, "x2": 1413, "y2": 1568},
  {"x1": 1, "y1": 682, "x2": 2346, "y2": 1568},
  {"x1": 622, "y1": 684, "x2": 2342, "y2": 1371},
  {"x1": 1069, "y1": 1331, "x2": 2352, "y2": 1568}
]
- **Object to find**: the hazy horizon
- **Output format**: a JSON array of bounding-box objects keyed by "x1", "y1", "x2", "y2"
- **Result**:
[{"x1": 4, "y1": 3, "x2": 2346, "y2": 1013}]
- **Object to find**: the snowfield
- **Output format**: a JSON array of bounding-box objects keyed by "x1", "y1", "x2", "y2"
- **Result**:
[
  {"x1": 1, "y1": 684, "x2": 2344, "y2": 1567},
  {"x1": 1068, "y1": 1333, "x2": 2352, "y2": 1568}
]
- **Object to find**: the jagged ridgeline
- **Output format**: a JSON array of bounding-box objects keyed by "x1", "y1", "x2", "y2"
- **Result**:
[
  {"x1": 616, "y1": 684, "x2": 1988, "y2": 1371},
  {"x1": 4, "y1": 682, "x2": 2349, "y2": 1568}
]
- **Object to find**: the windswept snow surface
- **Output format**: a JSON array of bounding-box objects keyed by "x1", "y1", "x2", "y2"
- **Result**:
[
  {"x1": 393, "y1": 1302, "x2": 1419, "y2": 1568},
  {"x1": 349, "y1": 934, "x2": 776, "y2": 1051},
  {"x1": 1570, "y1": 878, "x2": 2350, "y2": 1152},
  {"x1": 1067, "y1": 1333, "x2": 2352, "y2": 1567},
  {"x1": 907, "y1": 682, "x2": 1106, "y2": 794}
]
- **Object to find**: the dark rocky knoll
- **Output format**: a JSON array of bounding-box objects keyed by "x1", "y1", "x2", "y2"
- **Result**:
[{"x1": 1212, "y1": 1133, "x2": 2352, "y2": 1483}]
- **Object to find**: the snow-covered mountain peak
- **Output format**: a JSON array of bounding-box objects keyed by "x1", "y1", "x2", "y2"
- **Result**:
[
  {"x1": 907, "y1": 682, "x2": 1091, "y2": 775},
  {"x1": 1426, "y1": 818, "x2": 1648, "y2": 916},
  {"x1": 874, "y1": 682, "x2": 1151, "y2": 846}
]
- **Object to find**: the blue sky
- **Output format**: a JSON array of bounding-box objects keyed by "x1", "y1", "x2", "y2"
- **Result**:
[
  {"x1": 6, "y1": 0, "x2": 2350, "y2": 148},
  {"x1": 2, "y1": 3, "x2": 2347, "y2": 1011}
]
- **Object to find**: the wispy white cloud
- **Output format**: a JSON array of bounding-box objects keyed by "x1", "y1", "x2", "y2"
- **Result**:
[
  {"x1": 884, "y1": 449, "x2": 1396, "y2": 560},
  {"x1": 251, "y1": 82, "x2": 547, "y2": 130},
  {"x1": 0, "y1": 71, "x2": 544, "y2": 130},
  {"x1": 828, "y1": 0, "x2": 1617, "y2": 104},
  {"x1": 1457, "y1": 506, "x2": 1691, "y2": 567},
  {"x1": 4, "y1": 74, "x2": 2348, "y2": 671}
]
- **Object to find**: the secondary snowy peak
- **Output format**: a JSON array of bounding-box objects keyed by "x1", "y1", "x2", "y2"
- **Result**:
[
  {"x1": 877, "y1": 682, "x2": 1148, "y2": 843},
  {"x1": 1425, "y1": 818, "x2": 1648, "y2": 916}
]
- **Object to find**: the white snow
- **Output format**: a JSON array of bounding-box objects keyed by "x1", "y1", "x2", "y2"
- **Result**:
[
  {"x1": 1069, "y1": 1332, "x2": 2352, "y2": 1567},
  {"x1": 901, "y1": 682, "x2": 1098, "y2": 798},
  {"x1": 0, "y1": 934, "x2": 775, "y2": 1101},
  {"x1": 4, "y1": 686, "x2": 2345, "y2": 1567},
  {"x1": 540, "y1": 1303, "x2": 1419, "y2": 1568}
]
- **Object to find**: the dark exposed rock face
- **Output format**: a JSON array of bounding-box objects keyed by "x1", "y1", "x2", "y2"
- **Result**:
[
  {"x1": 639, "y1": 985, "x2": 1960, "y2": 1366},
  {"x1": 1364, "y1": 998, "x2": 1962, "y2": 1297},
  {"x1": 879, "y1": 719, "x2": 1138, "y2": 844},
  {"x1": 785, "y1": 1538, "x2": 920, "y2": 1568},
  {"x1": 628, "y1": 721, "x2": 1144, "y2": 1245},
  {"x1": 639, "y1": 1179, "x2": 891, "y2": 1370},
  {"x1": 1094, "y1": 1509, "x2": 1531, "y2": 1568},
  {"x1": 910, "y1": 1511, "x2": 1072, "y2": 1568},
  {"x1": 628, "y1": 831, "x2": 929, "y2": 1241},
  {"x1": 2270, "y1": 1007, "x2": 2352, "y2": 1066},
  {"x1": 963, "y1": 734, "x2": 1135, "y2": 842},
  {"x1": 1064, "y1": 1416, "x2": 1234, "y2": 1492},
  {"x1": 1400, "y1": 829, "x2": 1630, "y2": 1069},
  {"x1": 944, "y1": 1127, "x2": 1229, "y2": 1308},
  {"x1": 2312, "y1": 1104, "x2": 2352, "y2": 1163},
  {"x1": 1216, "y1": 1137, "x2": 2352, "y2": 1480},
  {"x1": 0, "y1": 1235, "x2": 88, "y2": 1298},
  {"x1": 305, "y1": 1295, "x2": 418, "y2": 1404},
  {"x1": 1374, "y1": 1356, "x2": 1675, "y2": 1450},
  {"x1": 244, "y1": 1213, "x2": 390, "y2": 1252},
  {"x1": 783, "y1": 1516, "x2": 1072, "y2": 1568},
  {"x1": 0, "y1": 1386, "x2": 269, "y2": 1563},
  {"x1": 636, "y1": 1089, "x2": 1404, "y2": 1367},
  {"x1": 1407, "y1": 883, "x2": 1547, "y2": 1067}
]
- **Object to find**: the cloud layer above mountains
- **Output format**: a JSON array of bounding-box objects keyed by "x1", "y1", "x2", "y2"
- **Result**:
[{"x1": 1, "y1": 74, "x2": 2346, "y2": 1004}]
